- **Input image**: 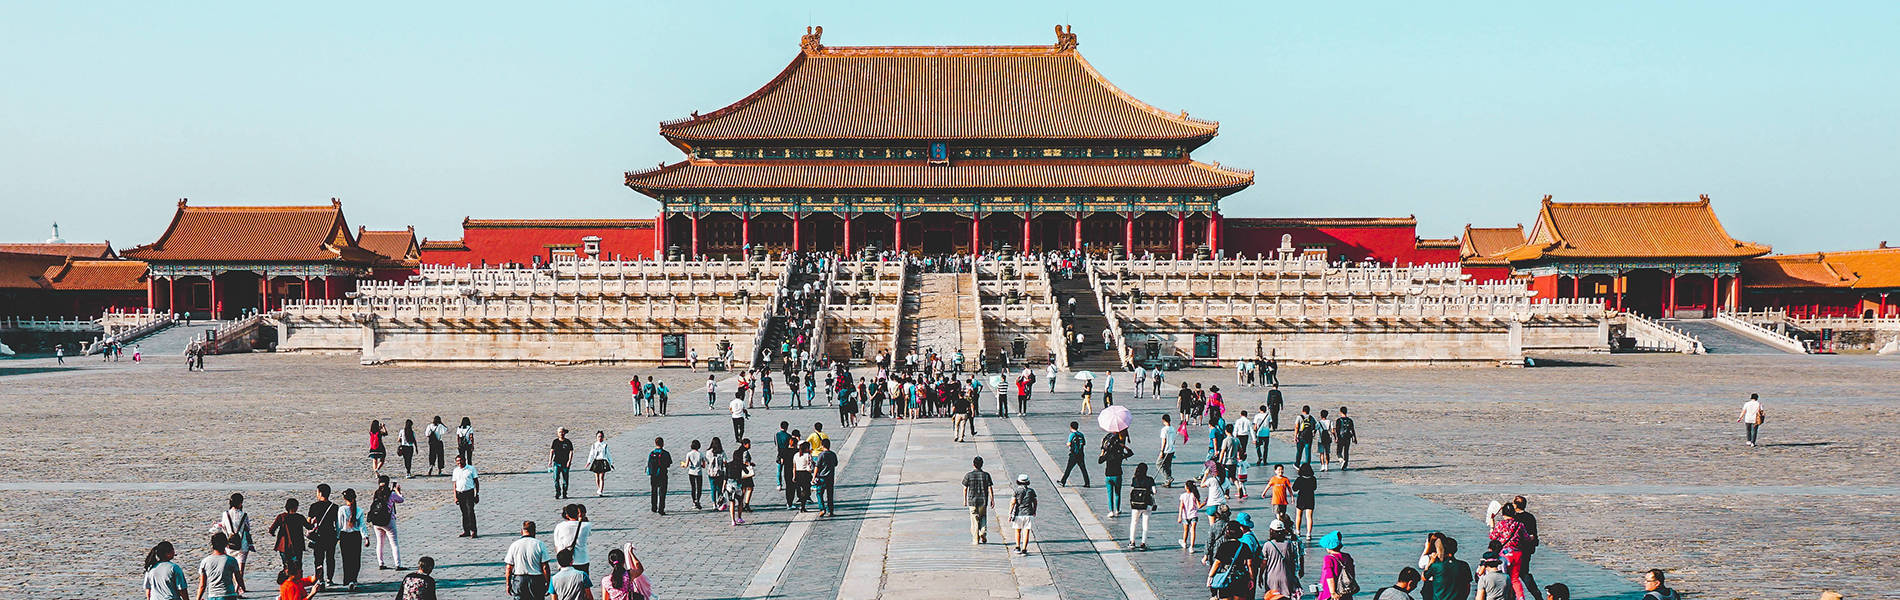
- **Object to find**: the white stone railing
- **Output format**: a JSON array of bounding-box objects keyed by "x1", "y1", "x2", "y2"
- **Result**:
[
  {"x1": 362, "y1": 271, "x2": 781, "y2": 299},
  {"x1": 1040, "y1": 259, "x2": 1069, "y2": 371},
  {"x1": 421, "y1": 257, "x2": 787, "y2": 281},
  {"x1": 1788, "y1": 315, "x2": 1900, "y2": 331},
  {"x1": 1, "y1": 315, "x2": 101, "y2": 333},
  {"x1": 1097, "y1": 257, "x2": 1467, "y2": 281},
  {"x1": 1109, "y1": 296, "x2": 1604, "y2": 321},
  {"x1": 283, "y1": 294, "x2": 770, "y2": 321},
  {"x1": 1100, "y1": 274, "x2": 1522, "y2": 299},
  {"x1": 1715, "y1": 312, "x2": 1809, "y2": 354},
  {"x1": 1620, "y1": 311, "x2": 1705, "y2": 354},
  {"x1": 1085, "y1": 259, "x2": 1134, "y2": 370},
  {"x1": 93, "y1": 310, "x2": 178, "y2": 349}
]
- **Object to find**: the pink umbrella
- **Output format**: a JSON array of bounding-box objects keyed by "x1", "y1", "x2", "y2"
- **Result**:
[{"x1": 1096, "y1": 405, "x2": 1133, "y2": 432}]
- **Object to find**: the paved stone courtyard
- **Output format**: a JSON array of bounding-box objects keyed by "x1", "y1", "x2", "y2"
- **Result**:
[{"x1": 1, "y1": 351, "x2": 1895, "y2": 599}]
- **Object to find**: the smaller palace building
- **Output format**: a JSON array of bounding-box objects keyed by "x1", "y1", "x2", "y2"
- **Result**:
[
  {"x1": 122, "y1": 200, "x2": 398, "y2": 319},
  {"x1": 1488, "y1": 196, "x2": 1770, "y2": 318},
  {"x1": 1742, "y1": 246, "x2": 1900, "y2": 318},
  {"x1": 419, "y1": 218, "x2": 657, "y2": 267}
]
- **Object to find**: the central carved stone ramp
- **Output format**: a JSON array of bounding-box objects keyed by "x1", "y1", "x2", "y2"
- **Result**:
[{"x1": 913, "y1": 273, "x2": 962, "y2": 357}]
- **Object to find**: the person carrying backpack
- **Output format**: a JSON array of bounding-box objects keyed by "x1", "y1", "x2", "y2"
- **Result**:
[
  {"x1": 1318, "y1": 531, "x2": 1359, "y2": 600},
  {"x1": 1293, "y1": 406, "x2": 1317, "y2": 465},
  {"x1": 367, "y1": 476, "x2": 405, "y2": 570},
  {"x1": 1058, "y1": 422, "x2": 1091, "y2": 487},
  {"x1": 1334, "y1": 406, "x2": 1357, "y2": 471}
]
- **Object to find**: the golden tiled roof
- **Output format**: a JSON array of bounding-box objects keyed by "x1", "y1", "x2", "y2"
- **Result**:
[
  {"x1": 463, "y1": 219, "x2": 653, "y2": 229},
  {"x1": 0, "y1": 243, "x2": 115, "y2": 259},
  {"x1": 658, "y1": 27, "x2": 1219, "y2": 143},
  {"x1": 1460, "y1": 225, "x2": 1526, "y2": 264},
  {"x1": 356, "y1": 227, "x2": 420, "y2": 268},
  {"x1": 121, "y1": 200, "x2": 383, "y2": 264},
  {"x1": 1497, "y1": 196, "x2": 1769, "y2": 262},
  {"x1": 1744, "y1": 247, "x2": 1900, "y2": 290},
  {"x1": 626, "y1": 161, "x2": 1251, "y2": 194},
  {"x1": 0, "y1": 251, "x2": 66, "y2": 290}
]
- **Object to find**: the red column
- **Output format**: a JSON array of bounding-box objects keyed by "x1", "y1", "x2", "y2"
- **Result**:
[
  {"x1": 1879, "y1": 293, "x2": 1888, "y2": 317},
  {"x1": 1022, "y1": 214, "x2": 1032, "y2": 252},
  {"x1": 145, "y1": 277, "x2": 157, "y2": 311},
  {"x1": 893, "y1": 214, "x2": 904, "y2": 253},
  {"x1": 690, "y1": 214, "x2": 701, "y2": 258},
  {"x1": 792, "y1": 213, "x2": 802, "y2": 253},
  {"x1": 303, "y1": 276, "x2": 312, "y2": 301},
  {"x1": 1207, "y1": 213, "x2": 1221, "y2": 256},
  {"x1": 1666, "y1": 274, "x2": 1678, "y2": 318},
  {"x1": 1072, "y1": 214, "x2": 1083, "y2": 251},
  {"x1": 324, "y1": 276, "x2": 335, "y2": 300},
  {"x1": 970, "y1": 213, "x2": 981, "y2": 253},
  {"x1": 1123, "y1": 213, "x2": 1135, "y2": 257},
  {"x1": 1729, "y1": 276, "x2": 1741, "y2": 311},
  {"x1": 741, "y1": 211, "x2": 752, "y2": 250},
  {"x1": 1711, "y1": 275, "x2": 1721, "y2": 317},
  {"x1": 1615, "y1": 274, "x2": 1626, "y2": 312},
  {"x1": 208, "y1": 272, "x2": 219, "y2": 319},
  {"x1": 654, "y1": 212, "x2": 667, "y2": 259},
  {"x1": 260, "y1": 275, "x2": 271, "y2": 312},
  {"x1": 1174, "y1": 213, "x2": 1186, "y2": 259},
  {"x1": 842, "y1": 215, "x2": 853, "y2": 255}
]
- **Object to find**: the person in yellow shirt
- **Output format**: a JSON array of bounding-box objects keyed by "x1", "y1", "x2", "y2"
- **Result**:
[{"x1": 805, "y1": 422, "x2": 831, "y2": 454}]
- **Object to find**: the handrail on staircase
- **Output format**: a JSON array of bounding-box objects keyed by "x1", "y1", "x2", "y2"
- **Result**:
[
  {"x1": 1040, "y1": 258, "x2": 1070, "y2": 371},
  {"x1": 1084, "y1": 259, "x2": 1133, "y2": 371},
  {"x1": 1715, "y1": 310, "x2": 1810, "y2": 354},
  {"x1": 1620, "y1": 310, "x2": 1705, "y2": 354}
]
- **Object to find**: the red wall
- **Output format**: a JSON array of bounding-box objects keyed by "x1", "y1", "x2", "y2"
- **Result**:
[
  {"x1": 1463, "y1": 265, "x2": 1514, "y2": 283},
  {"x1": 1220, "y1": 219, "x2": 1459, "y2": 266},
  {"x1": 421, "y1": 221, "x2": 657, "y2": 267}
]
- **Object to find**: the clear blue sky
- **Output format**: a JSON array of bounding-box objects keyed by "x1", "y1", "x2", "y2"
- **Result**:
[{"x1": 3, "y1": 1, "x2": 1895, "y2": 253}]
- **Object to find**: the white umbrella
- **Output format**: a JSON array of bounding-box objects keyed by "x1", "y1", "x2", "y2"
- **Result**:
[
  {"x1": 1097, "y1": 405, "x2": 1132, "y2": 432},
  {"x1": 1073, "y1": 370, "x2": 1094, "y2": 380}
]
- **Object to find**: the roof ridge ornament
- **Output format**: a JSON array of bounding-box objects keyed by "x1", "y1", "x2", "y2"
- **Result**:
[
  {"x1": 1054, "y1": 24, "x2": 1077, "y2": 51},
  {"x1": 801, "y1": 26, "x2": 824, "y2": 54}
]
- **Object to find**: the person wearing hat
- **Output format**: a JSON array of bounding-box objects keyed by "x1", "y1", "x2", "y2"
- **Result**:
[
  {"x1": 1008, "y1": 474, "x2": 1037, "y2": 555},
  {"x1": 1473, "y1": 551, "x2": 1507, "y2": 600},
  {"x1": 1256, "y1": 516, "x2": 1300, "y2": 599},
  {"x1": 1205, "y1": 519, "x2": 1257, "y2": 600},
  {"x1": 1318, "y1": 531, "x2": 1359, "y2": 600}
]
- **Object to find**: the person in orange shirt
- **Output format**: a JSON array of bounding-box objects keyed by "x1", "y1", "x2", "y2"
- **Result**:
[
  {"x1": 1266, "y1": 464, "x2": 1292, "y2": 517},
  {"x1": 277, "y1": 569, "x2": 318, "y2": 600}
]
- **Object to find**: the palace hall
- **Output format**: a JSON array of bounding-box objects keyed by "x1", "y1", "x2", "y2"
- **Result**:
[{"x1": 623, "y1": 26, "x2": 1252, "y2": 259}]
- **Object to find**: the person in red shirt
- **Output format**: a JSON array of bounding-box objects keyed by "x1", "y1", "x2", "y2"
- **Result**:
[
  {"x1": 277, "y1": 569, "x2": 318, "y2": 600},
  {"x1": 1266, "y1": 464, "x2": 1292, "y2": 517}
]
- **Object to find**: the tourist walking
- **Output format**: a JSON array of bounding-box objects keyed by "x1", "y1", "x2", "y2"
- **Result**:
[
  {"x1": 197, "y1": 533, "x2": 242, "y2": 600},
  {"x1": 1151, "y1": 368, "x2": 1165, "y2": 398},
  {"x1": 1252, "y1": 407, "x2": 1273, "y2": 465},
  {"x1": 1318, "y1": 531, "x2": 1359, "y2": 600},
  {"x1": 1157, "y1": 414, "x2": 1177, "y2": 487},
  {"x1": 647, "y1": 437, "x2": 672, "y2": 515},
  {"x1": 1205, "y1": 519, "x2": 1256, "y2": 600},
  {"x1": 1490, "y1": 504, "x2": 1539, "y2": 600},
  {"x1": 368, "y1": 420, "x2": 389, "y2": 476},
  {"x1": 684, "y1": 440, "x2": 707, "y2": 509},
  {"x1": 729, "y1": 396, "x2": 749, "y2": 443},
  {"x1": 143, "y1": 541, "x2": 189, "y2": 600},
  {"x1": 1058, "y1": 421, "x2": 1090, "y2": 487},
  {"x1": 213, "y1": 493, "x2": 252, "y2": 592},
  {"x1": 551, "y1": 504, "x2": 593, "y2": 573},
  {"x1": 267, "y1": 498, "x2": 307, "y2": 578},
  {"x1": 602, "y1": 544, "x2": 652, "y2": 600},
  {"x1": 424, "y1": 416, "x2": 448, "y2": 477},
  {"x1": 773, "y1": 422, "x2": 794, "y2": 493},
  {"x1": 1266, "y1": 464, "x2": 1291, "y2": 518},
  {"x1": 707, "y1": 374, "x2": 718, "y2": 409},
  {"x1": 962, "y1": 456, "x2": 995, "y2": 544},
  {"x1": 1009, "y1": 474, "x2": 1037, "y2": 554},
  {"x1": 452, "y1": 456, "x2": 480, "y2": 538},
  {"x1": 305, "y1": 485, "x2": 341, "y2": 586},
  {"x1": 368, "y1": 476, "x2": 404, "y2": 571},
  {"x1": 336, "y1": 489, "x2": 365, "y2": 589},
  {"x1": 725, "y1": 440, "x2": 750, "y2": 525},
  {"x1": 814, "y1": 441, "x2": 838, "y2": 516},
  {"x1": 1318, "y1": 409, "x2": 1335, "y2": 471},
  {"x1": 1294, "y1": 406, "x2": 1316, "y2": 465},
  {"x1": 396, "y1": 420, "x2": 417, "y2": 478},
  {"x1": 1334, "y1": 406, "x2": 1356, "y2": 470},
  {"x1": 792, "y1": 442, "x2": 815, "y2": 511},
  {"x1": 503, "y1": 521, "x2": 552, "y2": 600},
  {"x1": 1079, "y1": 376, "x2": 1093, "y2": 415},
  {"x1": 1133, "y1": 364, "x2": 1147, "y2": 399},
  {"x1": 549, "y1": 428, "x2": 575, "y2": 499},
  {"x1": 1258, "y1": 519, "x2": 1300, "y2": 598},
  {"x1": 394, "y1": 558, "x2": 436, "y2": 600},
  {"x1": 1293, "y1": 464, "x2": 1318, "y2": 540},
  {"x1": 588, "y1": 431, "x2": 614, "y2": 497},
  {"x1": 1177, "y1": 479, "x2": 1203, "y2": 553},
  {"x1": 1266, "y1": 384, "x2": 1283, "y2": 431},
  {"x1": 54, "y1": 344, "x2": 64, "y2": 365},
  {"x1": 1127, "y1": 463, "x2": 1156, "y2": 549},
  {"x1": 455, "y1": 417, "x2": 475, "y2": 465},
  {"x1": 707, "y1": 438, "x2": 728, "y2": 511},
  {"x1": 1739, "y1": 393, "x2": 1765, "y2": 447},
  {"x1": 1099, "y1": 431, "x2": 1133, "y2": 517}
]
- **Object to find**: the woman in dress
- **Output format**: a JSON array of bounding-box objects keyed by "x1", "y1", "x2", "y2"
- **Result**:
[
  {"x1": 1293, "y1": 463, "x2": 1319, "y2": 541},
  {"x1": 368, "y1": 420, "x2": 389, "y2": 476},
  {"x1": 396, "y1": 420, "x2": 417, "y2": 478},
  {"x1": 587, "y1": 430, "x2": 615, "y2": 497},
  {"x1": 455, "y1": 417, "x2": 475, "y2": 465}
]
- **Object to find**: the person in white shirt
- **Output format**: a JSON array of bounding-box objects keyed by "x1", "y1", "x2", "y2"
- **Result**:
[
  {"x1": 587, "y1": 431, "x2": 614, "y2": 497},
  {"x1": 988, "y1": 372, "x2": 1007, "y2": 417},
  {"x1": 1157, "y1": 415, "x2": 1177, "y2": 487},
  {"x1": 1045, "y1": 364, "x2": 1058, "y2": 393},
  {"x1": 1233, "y1": 410, "x2": 1255, "y2": 466},
  {"x1": 684, "y1": 440, "x2": 708, "y2": 510},
  {"x1": 1251, "y1": 410, "x2": 1274, "y2": 465},
  {"x1": 424, "y1": 417, "x2": 450, "y2": 476},
  {"x1": 1739, "y1": 393, "x2": 1765, "y2": 447},
  {"x1": 730, "y1": 397, "x2": 749, "y2": 441},
  {"x1": 143, "y1": 541, "x2": 189, "y2": 600},
  {"x1": 1236, "y1": 360, "x2": 1248, "y2": 386},
  {"x1": 504, "y1": 521, "x2": 552, "y2": 600},
  {"x1": 551, "y1": 505, "x2": 594, "y2": 573},
  {"x1": 452, "y1": 457, "x2": 480, "y2": 538},
  {"x1": 1132, "y1": 365, "x2": 1147, "y2": 399}
]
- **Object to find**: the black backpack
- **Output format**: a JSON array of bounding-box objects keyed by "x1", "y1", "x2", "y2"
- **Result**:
[
  {"x1": 367, "y1": 488, "x2": 392, "y2": 528},
  {"x1": 1334, "y1": 417, "x2": 1355, "y2": 442}
]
